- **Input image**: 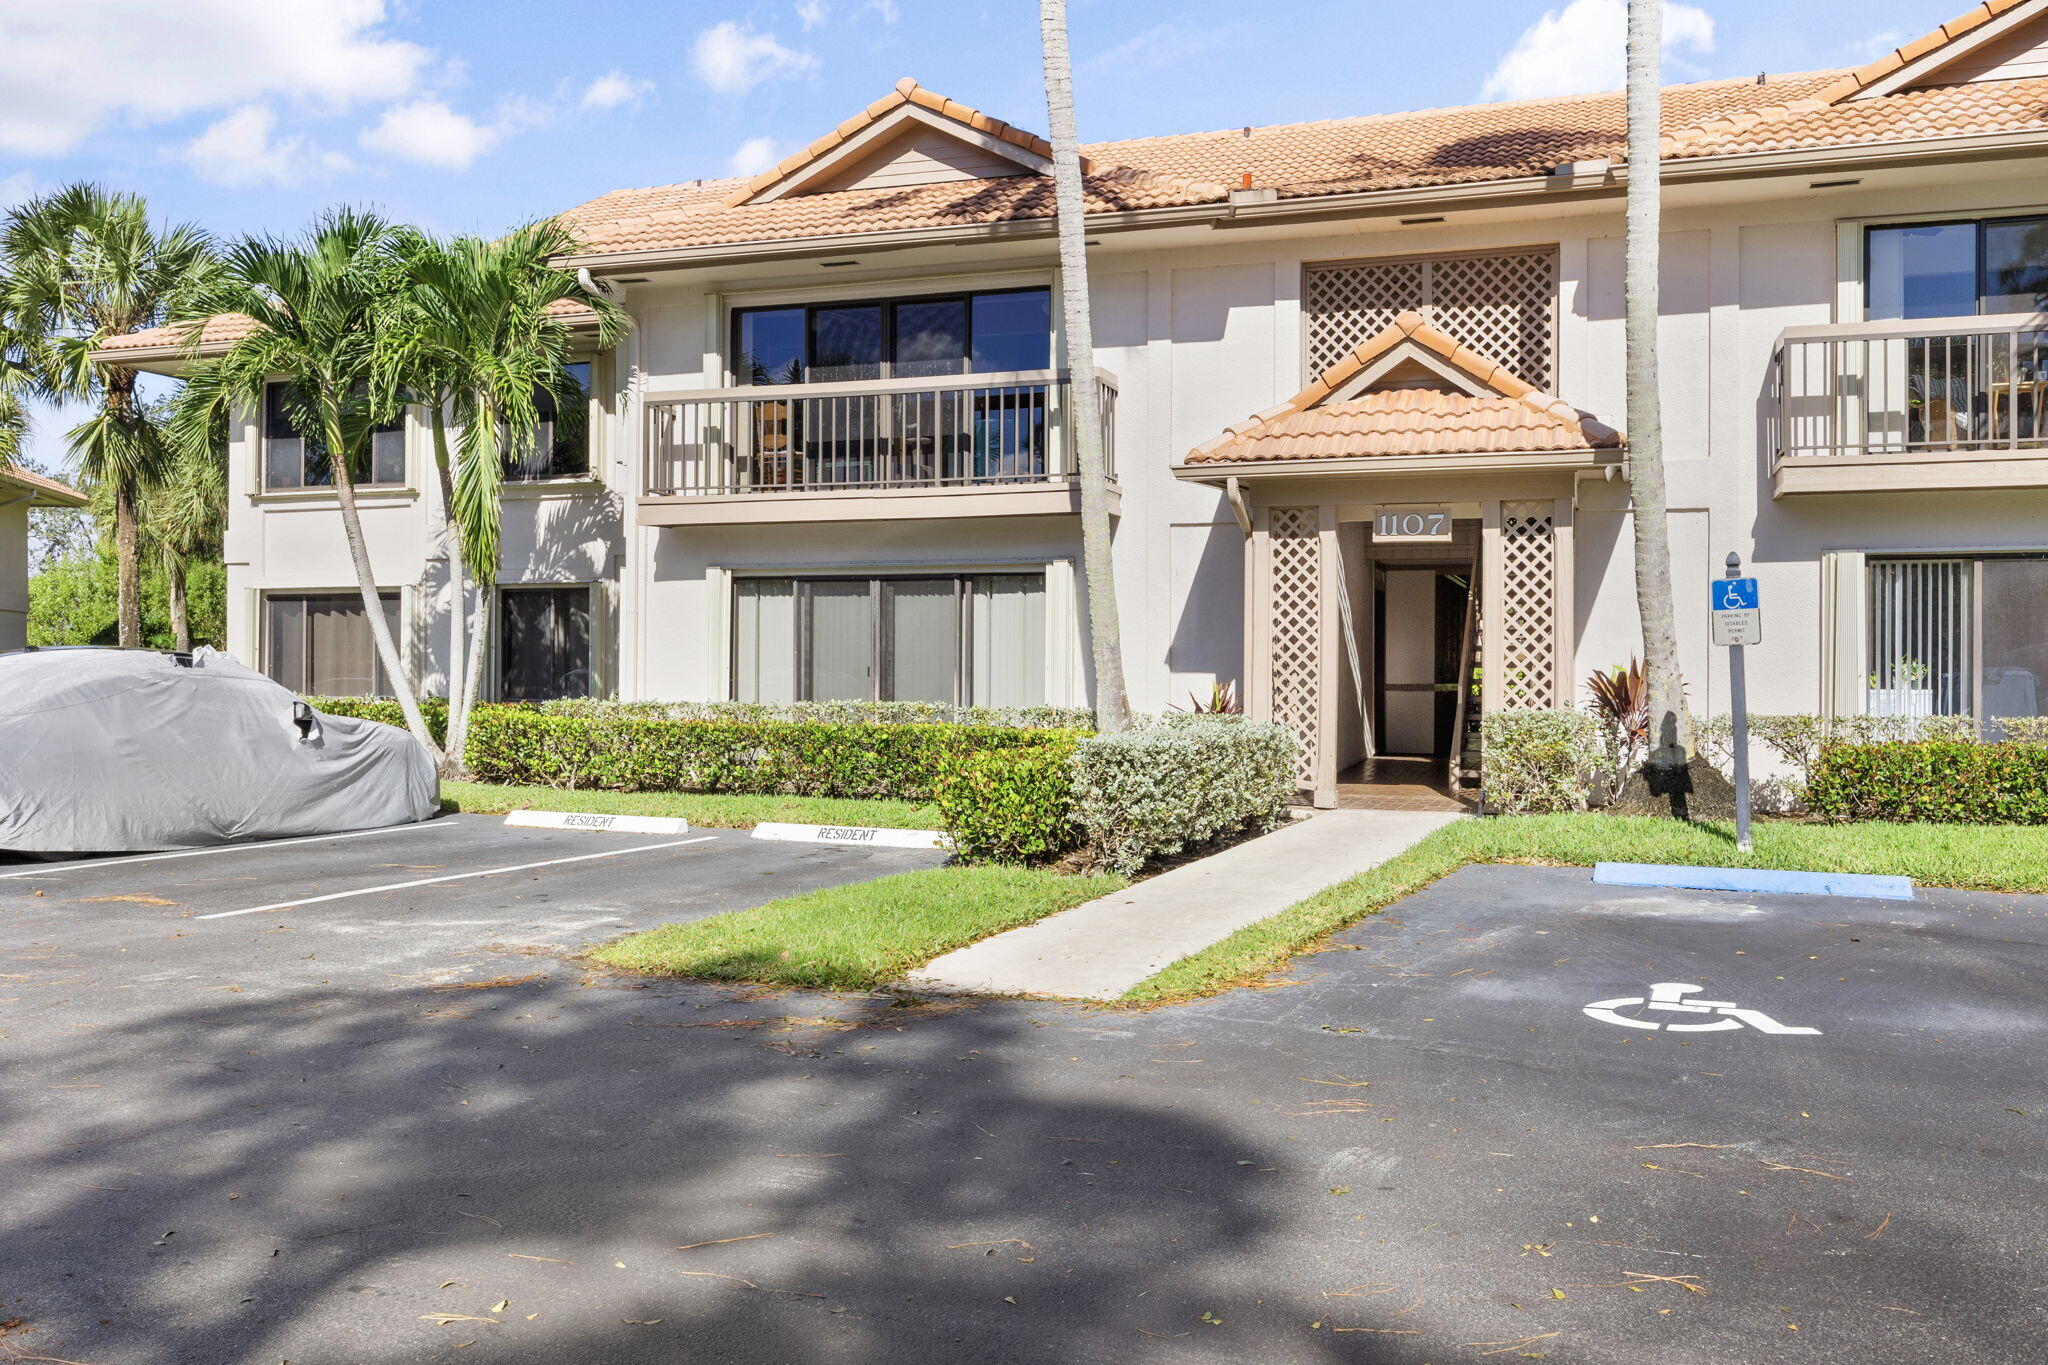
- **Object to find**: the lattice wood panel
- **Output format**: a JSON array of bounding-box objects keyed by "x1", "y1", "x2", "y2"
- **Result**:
[
  {"x1": 1305, "y1": 249, "x2": 1556, "y2": 387},
  {"x1": 1267, "y1": 507, "x2": 1322, "y2": 785},
  {"x1": 1498, "y1": 501, "x2": 1557, "y2": 710}
]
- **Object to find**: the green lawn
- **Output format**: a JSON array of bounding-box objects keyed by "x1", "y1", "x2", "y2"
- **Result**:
[
  {"x1": 440, "y1": 780, "x2": 938, "y2": 831},
  {"x1": 1123, "y1": 813, "x2": 2048, "y2": 1004},
  {"x1": 590, "y1": 865, "x2": 1127, "y2": 992}
]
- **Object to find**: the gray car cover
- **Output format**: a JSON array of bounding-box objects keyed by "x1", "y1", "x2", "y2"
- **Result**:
[{"x1": 0, "y1": 647, "x2": 439, "y2": 854}]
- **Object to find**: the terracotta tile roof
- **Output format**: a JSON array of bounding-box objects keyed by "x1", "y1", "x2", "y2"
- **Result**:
[
  {"x1": 1794, "y1": 0, "x2": 2031, "y2": 105},
  {"x1": 93, "y1": 296, "x2": 598, "y2": 357},
  {"x1": 0, "y1": 463, "x2": 88, "y2": 505},
  {"x1": 1665, "y1": 71, "x2": 2048, "y2": 159},
  {"x1": 1185, "y1": 310, "x2": 1621, "y2": 464}
]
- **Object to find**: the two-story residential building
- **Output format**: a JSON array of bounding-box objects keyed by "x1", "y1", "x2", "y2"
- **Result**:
[{"x1": 97, "y1": 0, "x2": 2048, "y2": 806}]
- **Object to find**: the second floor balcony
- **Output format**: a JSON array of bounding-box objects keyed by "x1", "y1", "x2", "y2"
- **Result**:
[
  {"x1": 639, "y1": 369, "x2": 1118, "y2": 525},
  {"x1": 1772, "y1": 313, "x2": 2048, "y2": 496}
]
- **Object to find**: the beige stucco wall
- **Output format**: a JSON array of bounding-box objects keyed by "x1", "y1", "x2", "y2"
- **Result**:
[
  {"x1": 218, "y1": 149, "x2": 2048, "y2": 718},
  {"x1": 0, "y1": 499, "x2": 28, "y2": 653}
]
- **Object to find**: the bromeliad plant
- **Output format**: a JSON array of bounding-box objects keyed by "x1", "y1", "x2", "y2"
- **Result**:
[{"x1": 1586, "y1": 657, "x2": 1649, "y2": 802}]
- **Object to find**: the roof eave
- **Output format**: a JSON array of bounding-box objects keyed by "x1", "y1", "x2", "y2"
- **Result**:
[{"x1": 1173, "y1": 449, "x2": 1623, "y2": 482}]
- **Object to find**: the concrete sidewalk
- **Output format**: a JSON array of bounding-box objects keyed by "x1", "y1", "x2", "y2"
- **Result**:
[{"x1": 905, "y1": 808, "x2": 1463, "y2": 1000}]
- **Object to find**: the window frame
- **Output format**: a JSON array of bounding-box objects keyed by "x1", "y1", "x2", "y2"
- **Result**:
[
  {"x1": 1864, "y1": 550, "x2": 2048, "y2": 727},
  {"x1": 503, "y1": 356, "x2": 604, "y2": 485},
  {"x1": 1861, "y1": 213, "x2": 2048, "y2": 320},
  {"x1": 729, "y1": 285, "x2": 1055, "y2": 387},
  {"x1": 258, "y1": 381, "x2": 408, "y2": 493},
  {"x1": 729, "y1": 569, "x2": 1048, "y2": 705},
  {"x1": 259, "y1": 589, "x2": 404, "y2": 698},
  {"x1": 493, "y1": 582, "x2": 597, "y2": 701}
]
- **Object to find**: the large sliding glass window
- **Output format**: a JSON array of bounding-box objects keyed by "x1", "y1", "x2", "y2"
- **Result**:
[
  {"x1": 263, "y1": 592, "x2": 402, "y2": 697},
  {"x1": 733, "y1": 572, "x2": 1046, "y2": 706},
  {"x1": 262, "y1": 383, "x2": 405, "y2": 490},
  {"x1": 498, "y1": 586, "x2": 593, "y2": 700},
  {"x1": 1867, "y1": 555, "x2": 2048, "y2": 735},
  {"x1": 1867, "y1": 216, "x2": 2048, "y2": 319},
  {"x1": 733, "y1": 287, "x2": 1051, "y2": 385}
]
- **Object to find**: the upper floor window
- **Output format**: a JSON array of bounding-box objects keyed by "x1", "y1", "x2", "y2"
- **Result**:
[
  {"x1": 1304, "y1": 249, "x2": 1556, "y2": 389},
  {"x1": 1866, "y1": 216, "x2": 2048, "y2": 319},
  {"x1": 263, "y1": 382, "x2": 405, "y2": 491},
  {"x1": 505, "y1": 360, "x2": 594, "y2": 481},
  {"x1": 733, "y1": 287, "x2": 1051, "y2": 386}
]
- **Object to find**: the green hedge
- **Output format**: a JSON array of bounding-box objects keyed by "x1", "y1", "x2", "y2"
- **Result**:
[
  {"x1": 306, "y1": 696, "x2": 449, "y2": 746},
  {"x1": 1481, "y1": 710, "x2": 1601, "y2": 814},
  {"x1": 1807, "y1": 740, "x2": 2048, "y2": 824},
  {"x1": 462, "y1": 707, "x2": 1084, "y2": 801},
  {"x1": 932, "y1": 737, "x2": 1082, "y2": 862},
  {"x1": 1069, "y1": 716, "x2": 1296, "y2": 875}
]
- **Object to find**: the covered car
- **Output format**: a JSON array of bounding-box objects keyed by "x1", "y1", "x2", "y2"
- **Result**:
[{"x1": 0, "y1": 646, "x2": 439, "y2": 854}]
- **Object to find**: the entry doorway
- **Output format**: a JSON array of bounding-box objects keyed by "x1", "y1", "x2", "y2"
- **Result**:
[{"x1": 1374, "y1": 567, "x2": 1470, "y2": 757}]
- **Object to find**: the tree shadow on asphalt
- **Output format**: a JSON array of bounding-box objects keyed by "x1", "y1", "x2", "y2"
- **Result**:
[{"x1": 0, "y1": 972, "x2": 1408, "y2": 1364}]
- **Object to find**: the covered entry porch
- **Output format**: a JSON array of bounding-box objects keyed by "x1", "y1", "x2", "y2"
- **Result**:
[{"x1": 1174, "y1": 312, "x2": 1623, "y2": 806}]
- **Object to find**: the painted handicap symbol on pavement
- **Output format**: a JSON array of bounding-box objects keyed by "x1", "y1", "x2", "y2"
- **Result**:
[{"x1": 1582, "y1": 982, "x2": 1821, "y2": 1035}]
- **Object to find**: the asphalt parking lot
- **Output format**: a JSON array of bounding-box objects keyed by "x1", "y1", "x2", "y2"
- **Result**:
[{"x1": 0, "y1": 846, "x2": 2042, "y2": 1364}]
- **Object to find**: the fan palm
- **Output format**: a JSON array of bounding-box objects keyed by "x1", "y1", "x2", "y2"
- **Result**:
[
  {"x1": 170, "y1": 208, "x2": 440, "y2": 758},
  {"x1": 150, "y1": 402, "x2": 228, "y2": 651},
  {"x1": 1039, "y1": 0, "x2": 1130, "y2": 730},
  {"x1": 374, "y1": 222, "x2": 627, "y2": 775},
  {"x1": 1, "y1": 184, "x2": 216, "y2": 646}
]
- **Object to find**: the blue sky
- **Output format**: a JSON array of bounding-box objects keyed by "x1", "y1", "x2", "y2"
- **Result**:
[{"x1": 3, "y1": 0, "x2": 1953, "y2": 465}]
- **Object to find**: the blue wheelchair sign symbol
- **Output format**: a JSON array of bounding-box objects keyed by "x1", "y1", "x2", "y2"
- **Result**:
[{"x1": 1713, "y1": 578, "x2": 1759, "y2": 612}]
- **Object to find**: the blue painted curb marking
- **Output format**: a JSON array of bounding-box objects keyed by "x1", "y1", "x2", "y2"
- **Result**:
[{"x1": 1591, "y1": 862, "x2": 1914, "y2": 901}]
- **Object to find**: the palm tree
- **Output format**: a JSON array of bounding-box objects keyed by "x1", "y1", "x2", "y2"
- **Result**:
[
  {"x1": 149, "y1": 403, "x2": 228, "y2": 651},
  {"x1": 1038, "y1": 0, "x2": 1130, "y2": 730},
  {"x1": 1624, "y1": 0, "x2": 1694, "y2": 812},
  {"x1": 374, "y1": 222, "x2": 626, "y2": 775},
  {"x1": 1, "y1": 184, "x2": 215, "y2": 647},
  {"x1": 0, "y1": 320, "x2": 30, "y2": 469},
  {"x1": 170, "y1": 208, "x2": 440, "y2": 759}
]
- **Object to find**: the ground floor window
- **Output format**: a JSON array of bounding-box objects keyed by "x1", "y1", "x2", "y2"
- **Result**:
[
  {"x1": 1867, "y1": 554, "x2": 2048, "y2": 734},
  {"x1": 498, "y1": 585, "x2": 593, "y2": 701},
  {"x1": 733, "y1": 572, "x2": 1045, "y2": 706},
  {"x1": 264, "y1": 592, "x2": 401, "y2": 697}
]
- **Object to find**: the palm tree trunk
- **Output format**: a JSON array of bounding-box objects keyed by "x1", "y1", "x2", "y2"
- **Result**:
[
  {"x1": 1039, "y1": 0, "x2": 1131, "y2": 731},
  {"x1": 113, "y1": 480, "x2": 142, "y2": 648},
  {"x1": 429, "y1": 405, "x2": 469, "y2": 778},
  {"x1": 167, "y1": 550, "x2": 190, "y2": 652},
  {"x1": 446, "y1": 582, "x2": 493, "y2": 777},
  {"x1": 1625, "y1": 0, "x2": 1693, "y2": 814},
  {"x1": 324, "y1": 415, "x2": 444, "y2": 763}
]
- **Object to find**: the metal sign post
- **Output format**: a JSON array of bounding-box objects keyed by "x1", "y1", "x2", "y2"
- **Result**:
[{"x1": 1713, "y1": 553, "x2": 1758, "y2": 852}]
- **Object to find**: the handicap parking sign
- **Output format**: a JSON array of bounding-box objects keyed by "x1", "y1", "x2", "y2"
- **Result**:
[
  {"x1": 1713, "y1": 577, "x2": 1759, "y2": 611},
  {"x1": 1711, "y1": 576, "x2": 1760, "y2": 646}
]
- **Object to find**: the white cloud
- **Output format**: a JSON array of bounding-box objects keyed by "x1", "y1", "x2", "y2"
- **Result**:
[
  {"x1": 728, "y1": 136, "x2": 788, "y2": 177},
  {"x1": 181, "y1": 104, "x2": 352, "y2": 186},
  {"x1": 795, "y1": 1, "x2": 829, "y2": 30},
  {"x1": 1089, "y1": 21, "x2": 1231, "y2": 73},
  {"x1": 691, "y1": 22, "x2": 817, "y2": 96},
  {"x1": 358, "y1": 98, "x2": 502, "y2": 170},
  {"x1": 867, "y1": 0, "x2": 900, "y2": 22},
  {"x1": 0, "y1": 0, "x2": 429, "y2": 156},
  {"x1": 1480, "y1": 0, "x2": 1716, "y2": 102},
  {"x1": 0, "y1": 171, "x2": 39, "y2": 209},
  {"x1": 581, "y1": 68, "x2": 651, "y2": 111}
]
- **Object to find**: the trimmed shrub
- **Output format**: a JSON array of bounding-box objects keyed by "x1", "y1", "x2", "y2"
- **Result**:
[
  {"x1": 531, "y1": 697, "x2": 1093, "y2": 729},
  {"x1": 463, "y1": 706, "x2": 1084, "y2": 801},
  {"x1": 933, "y1": 737, "x2": 1083, "y2": 862},
  {"x1": 1807, "y1": 740, "x2": 2048, "y2": 824},
  {"x1": 305, "y1": 695, "x2": 449, "y2": 746},
  {"x1": 1481, "y1": 709, "x2": 1601, "y2": 814},
  {"x1": 1068, "y1": 716, "x2": 1296, "y2": 875}
]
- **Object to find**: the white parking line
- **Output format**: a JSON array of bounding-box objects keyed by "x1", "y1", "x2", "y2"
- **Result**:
[
  {"x1": 195, "y1": 835, "x2": 719, "y2": 920},
  {"x1": 0, "y1": 821, "x2": 455, "y2": 880}
]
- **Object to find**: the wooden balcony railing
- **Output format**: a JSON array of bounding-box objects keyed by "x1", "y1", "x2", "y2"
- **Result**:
[
  {"x1": 642, "y1": 369, "x2": 1116, "y2": 498},
  {"x1": 1773, "y1": 312, "x2": 2048, "y2": 464}
]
